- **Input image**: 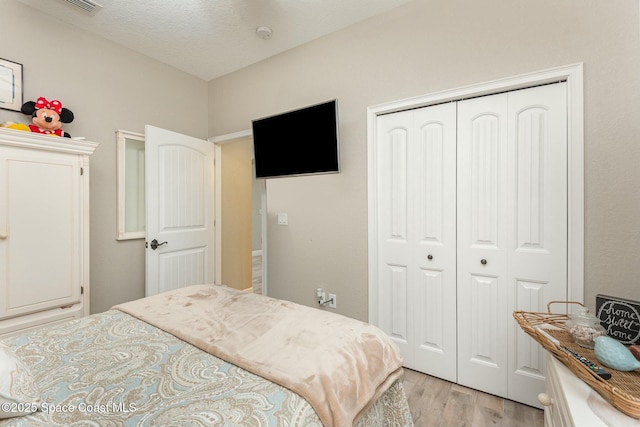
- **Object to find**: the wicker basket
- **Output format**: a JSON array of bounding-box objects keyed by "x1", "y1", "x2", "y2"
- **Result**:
[{"x1": 514, "y1": 301, "x2": 640, "y2": 419}]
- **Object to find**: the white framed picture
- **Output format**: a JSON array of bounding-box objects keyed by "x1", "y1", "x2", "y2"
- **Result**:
[{"x1": 0, "y1": 58, "x2": 23, "y2": 112}]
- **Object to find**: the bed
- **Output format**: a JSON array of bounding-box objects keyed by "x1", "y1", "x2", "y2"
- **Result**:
[{"x1": 0, "y1": 284, "x2": 413, "y2": 426}]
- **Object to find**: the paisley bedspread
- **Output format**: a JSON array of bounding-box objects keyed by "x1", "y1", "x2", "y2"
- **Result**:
[{"x1": 0, "y1": 309, "x2": 413, "y2": 426}]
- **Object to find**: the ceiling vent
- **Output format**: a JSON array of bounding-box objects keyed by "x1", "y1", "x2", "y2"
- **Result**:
[{"x1": 58, "y1": 0, "x2": 103, "y2": 16}]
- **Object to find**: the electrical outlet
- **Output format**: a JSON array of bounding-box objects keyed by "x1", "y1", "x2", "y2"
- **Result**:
[{"x1": 328, "y1": 293, "x2": 336, "y2": 309}]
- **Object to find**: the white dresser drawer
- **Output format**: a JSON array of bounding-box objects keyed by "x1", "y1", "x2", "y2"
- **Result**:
[{"x1": 541, "y1": 354, "x2": 573, "y2": 427}]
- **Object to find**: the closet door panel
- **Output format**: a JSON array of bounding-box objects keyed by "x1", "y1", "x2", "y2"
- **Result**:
[
  {"x1": 507, "y1": 83, "x2": 568, "y2": 406},
  {"x1": 375, "y1": 112, "x2": 414, "y2": 365},
  {"x1": 375, "y1": 104, "x2": 457, "y2": 379},
  {"x1": 457, "y1": 93, "x2": 509, "y2": 396},
  {"x1": 412, "y1": 104, "x2": 457, "y2": 381}
]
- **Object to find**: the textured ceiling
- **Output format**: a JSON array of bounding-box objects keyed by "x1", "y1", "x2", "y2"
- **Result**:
[{"x1": 15, "y1": 0, "x2": 414, "y2": 81}]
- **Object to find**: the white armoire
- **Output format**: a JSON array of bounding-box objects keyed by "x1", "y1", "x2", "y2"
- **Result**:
[
  {"x1": 0, "y1": 128, "x2": 97, "y2": 337},
  {"x1": 370, "y1": 81, "x2": 571, "y2": 408}
]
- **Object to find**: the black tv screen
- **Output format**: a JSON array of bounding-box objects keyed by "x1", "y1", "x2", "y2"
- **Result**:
[{"x1": 252, "y1": 100, "x2": 340, "y2": 178}]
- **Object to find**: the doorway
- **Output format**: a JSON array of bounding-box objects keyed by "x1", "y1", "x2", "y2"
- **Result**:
[{"x1": 211, "y1": 130, "x2": 266, "y2": 294}]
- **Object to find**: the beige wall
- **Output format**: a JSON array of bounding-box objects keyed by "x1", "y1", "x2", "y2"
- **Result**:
[
  {"x1": 221, "y1": 138, "x2": 253, "y2": 290},
  {"x1": 3, "y1": 0, "x2": 639, "y2": 321},
  {"x1": 1, "y1": 1, "x2": 209, "y2": 313},
  {"x1": 208, "y1": 0, "x2": 640, "y2": 321}
]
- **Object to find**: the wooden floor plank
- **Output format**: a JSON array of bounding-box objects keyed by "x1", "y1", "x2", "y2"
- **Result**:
[
  {"x1": 402, "y1": 368, "x2": 544, "y2": 427},
  {"x1": 441, "y1": 388, "x2": 475, "y2": 427}
]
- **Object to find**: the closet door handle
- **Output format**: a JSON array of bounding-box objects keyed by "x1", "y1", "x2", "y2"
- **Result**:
[
  {"x1": 0, "y1": 231, "x2": 6, "y2": 240},
  {"x1": 427, "y1": 254, "x2": 433, "y2": 260},
  {"x1": 480, "y1": 259, "x2": 487, "y2": 265}
]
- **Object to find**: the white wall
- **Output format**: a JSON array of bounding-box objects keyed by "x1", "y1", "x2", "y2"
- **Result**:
[
  {"x1": 208, "y1": 0, "x2": 640, "y2": 321},
  {"x1": 1, "y1": 1, "x2": 209, "y2": 313}
]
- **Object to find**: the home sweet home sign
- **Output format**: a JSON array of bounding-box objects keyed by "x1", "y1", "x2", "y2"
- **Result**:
[{"x1": 596, "y1": 294, "x2": 640, "y2": 345}]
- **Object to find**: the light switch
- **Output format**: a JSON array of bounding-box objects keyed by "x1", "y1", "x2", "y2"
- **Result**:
[{"x1": 277, "y1": 213, "x2": 288, "y2": 225}]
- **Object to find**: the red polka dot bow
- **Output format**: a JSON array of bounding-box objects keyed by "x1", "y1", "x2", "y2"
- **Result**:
[{"x1": 35, "y1": 97, "x2": 63, "y2": 114}]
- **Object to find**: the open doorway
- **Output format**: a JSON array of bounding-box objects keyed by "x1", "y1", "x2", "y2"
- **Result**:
[{"x1": 211, "y1": 131, "x2": 266, "y2": 294}]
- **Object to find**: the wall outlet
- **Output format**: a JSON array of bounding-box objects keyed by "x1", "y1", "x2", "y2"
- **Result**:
[{"x1": 328, "y1": 293, "x2": 336, "y2": 309}]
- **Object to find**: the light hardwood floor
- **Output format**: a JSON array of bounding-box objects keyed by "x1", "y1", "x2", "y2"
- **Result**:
[{"x1": 402, "y1": 368, "x2": 544, "y2": 427}]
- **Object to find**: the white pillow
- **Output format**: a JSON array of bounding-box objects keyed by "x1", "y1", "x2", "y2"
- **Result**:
[{"x1": 0, "y1": 340, "x2": 40, "y2": 419}]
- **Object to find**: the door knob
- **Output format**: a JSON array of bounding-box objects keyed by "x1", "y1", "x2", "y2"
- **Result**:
[
  {"x1": 427, "y1": 254, "x2": 433, "y2": 260},
  {"x1": 149, "y1": 239, "x2": 168, "y2": 250},
  {"x1": 481, "y1": 259, "x2": 487, "y2": 265},
  {"x1": 538, "y1": 393, "x2": 553, "y2": 406}
]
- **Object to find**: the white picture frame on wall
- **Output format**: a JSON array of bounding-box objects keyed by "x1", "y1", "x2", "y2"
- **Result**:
[{"x1": 0, "y1": 58, "x2": 23, "y2": 112}]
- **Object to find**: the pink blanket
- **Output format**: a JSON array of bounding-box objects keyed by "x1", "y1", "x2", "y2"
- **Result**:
[{"x1": 114, "y1": 284, "x2": 404, "y2": 427}]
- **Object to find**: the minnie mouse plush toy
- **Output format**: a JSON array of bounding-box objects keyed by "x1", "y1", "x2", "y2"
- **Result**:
[{"x1": 21, "y1": 97, "x2": 74, "y2": 138}]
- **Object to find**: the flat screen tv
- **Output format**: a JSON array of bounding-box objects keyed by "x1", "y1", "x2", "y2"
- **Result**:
[{"x1": 252, "y1": 100, "x2": 340, "y2": 178}]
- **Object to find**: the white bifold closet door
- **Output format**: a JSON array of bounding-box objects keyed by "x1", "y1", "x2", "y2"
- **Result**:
[
  {"x1": 374, "y1": 82, "x2": 567, "y2": 406},
  {"x1": 375, "y1": 102, "x2": 458, "y2": 381}
]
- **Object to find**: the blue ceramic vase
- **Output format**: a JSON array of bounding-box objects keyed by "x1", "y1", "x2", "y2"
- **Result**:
[{"x1": 594, "y1": 336, "x2": 640, "y2": 371}]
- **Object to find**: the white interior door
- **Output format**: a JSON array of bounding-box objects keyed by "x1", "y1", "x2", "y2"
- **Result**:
[
  {"x1": 412, "y1": 104, "x2": 458, "y2": 381},
  {"x1": 145, "y1": 125, "x2": 215, "y2": 296},
  {"x1": 456, "y1": 83, "x2": 568, "y2": 405},
  {"x1": 373, "y1": 81, "x2": 568, "y2": 408},
  {"x1": 375, "y1": 102, "x2": 458, "y2": 381},
  {"x1": 506, "y1": 83, "x2": 568, "y2": 406},
  {"x1": 456, "y1": 92, "x2": 510, "y2": 396},
  {"x1": 375, "y1": 110, "x2": 413, "y2": 362}
]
